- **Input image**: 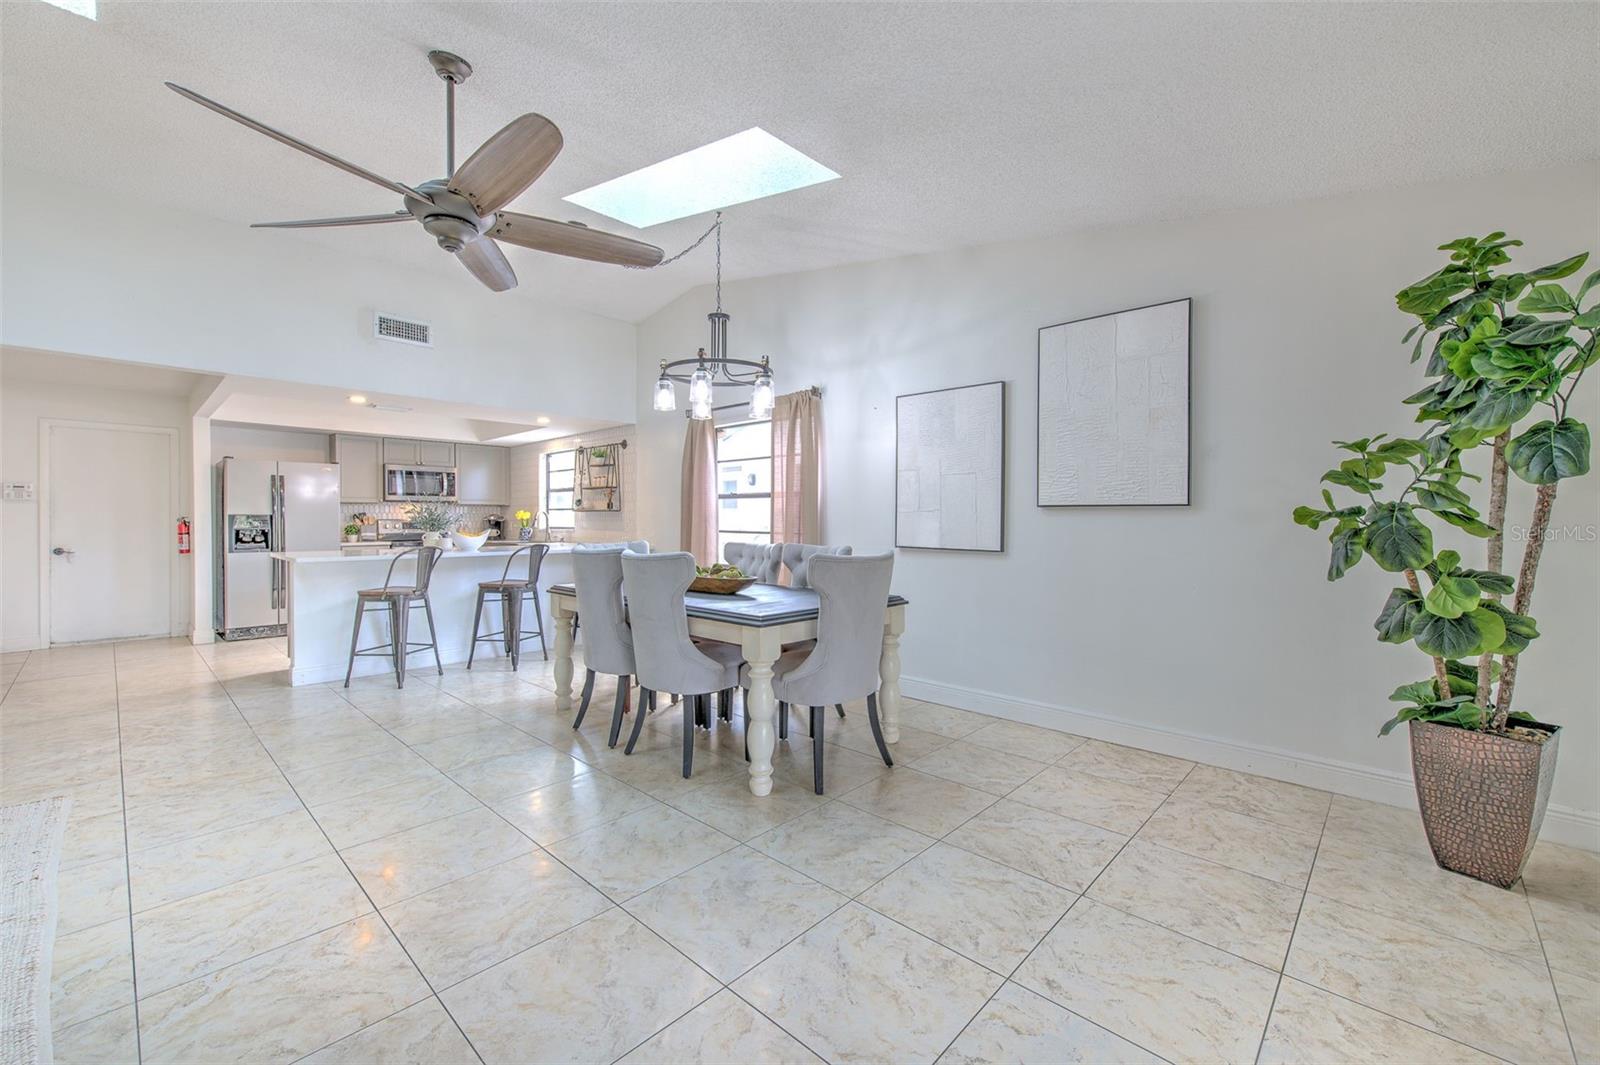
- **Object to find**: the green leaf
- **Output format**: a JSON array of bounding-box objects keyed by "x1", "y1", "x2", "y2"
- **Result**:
[
  {"x1": 1456, "y1": 569, "x2": 1514, "y2": 596},
  {"x1": 1504, "y1": 320, "x2": 1572, "y2": 347},
  {"x1": 1424, "y1": 574, "x2": 1481, "y2": 619},
  {"x1": 1519, "y1": 284, "x2": 1576, "y2": 314},
  {"x1": 1574, "y1": 307, "x2": 1600, "y2": 330},
  {"x1": 1362, "y1": 503, "x2": 1433, "y2": 572},
  {"x1": 1389, "y1": 681, "x2": 1441, "y2": 706},
  {"x1": 1480, "y1": 600, "x2": 1539, "y2": 655},
  {"x1": 1460, "y1": 386, "x2": 1537, "y2": 433},
  {"x1": 1467, "y1": 607, "x2": 1507, "y2": 656},
  {"x1": 1526, "y1": 252, "x2": 1588, "y2": 282},
  {"x1": 1430, "y1": 509, "x2": 1496, "y2": 537},
  {"x1": 1373, "y1": 588, "x2": 1424, "y2": 644},
  {"x1": 1327, "y1": 527, "x2": 1362, "y2": 581},
  {"x1": 1292, "y1": 505, "x2": 1326, "y2": 529},
  {"x1": 1322, "y1": 468, "x2": 1380, "y2": 492},
  {"x1": 1397, "y1": 267, "x2": 1474, "y2": 317},
  {"x1": 1414, "y1": 610, "x2": 1496, "y2": 658},
  {"x1": 1576, "y1": 268, "x2": 1600, "y2": 308},
  {"x1": 1416, "y1": 479, "x2": 1472, "y2": 507},
  {"x1": 1506, "y1": 418, "x2": 1592, "y2": 484},
  {"x1": 1433, "y1": 549, "x2": 1462, "y2": 574}
]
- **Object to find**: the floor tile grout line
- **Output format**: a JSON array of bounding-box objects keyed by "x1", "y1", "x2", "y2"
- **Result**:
[
  {"x1": 199, "y1": 647, "x2": 491, "y2": 1065},
  {"x1": 1252, "y1": 791, "x2": 1332, "y2": 1065},
  {"x1": 1520, "y1": 886, "x2": 1581, "y2": 1065},
  {"x1": 109, "y1": 643, "x2": 145, "y2": 1065},
  {"x1": 929, "y1": 764, "x2": 1204, "y2": 1065}
]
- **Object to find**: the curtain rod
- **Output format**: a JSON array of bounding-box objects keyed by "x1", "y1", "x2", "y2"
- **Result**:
[{"x1": 686, "y1": 385, "x2": 822, "y2": 419}]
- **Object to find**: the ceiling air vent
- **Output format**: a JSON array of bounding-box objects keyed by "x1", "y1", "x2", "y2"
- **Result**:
[{"x1": 373, "y1": 312, "x2": 432, "y2": 348}]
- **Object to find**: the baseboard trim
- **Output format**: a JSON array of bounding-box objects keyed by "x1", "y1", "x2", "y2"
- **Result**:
[
  {"x1": 901, "y1": 674, "x2": 1599, "y2": 853},
  {"x1": 2, "y1": 635, "x2": 46, "y2": 653}
]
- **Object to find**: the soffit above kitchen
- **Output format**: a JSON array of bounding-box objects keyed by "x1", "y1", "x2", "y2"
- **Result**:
[{"x1": 1, "y1": 2, "x2": 1594, "y2": 323}]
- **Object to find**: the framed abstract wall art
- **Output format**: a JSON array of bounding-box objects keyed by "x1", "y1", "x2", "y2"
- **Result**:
[{"x1": 895, "y1": 380, "x2": 1005, "y2": 551}]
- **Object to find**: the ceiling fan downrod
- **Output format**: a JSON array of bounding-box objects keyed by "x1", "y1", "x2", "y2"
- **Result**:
[{"x1": 427, "y1": 50, "x2": 473, "y2": 174}]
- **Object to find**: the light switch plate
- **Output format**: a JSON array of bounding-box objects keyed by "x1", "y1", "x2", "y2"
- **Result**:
[{"x1": 3, "y1": 482, "x2": 35, "y2": 501}]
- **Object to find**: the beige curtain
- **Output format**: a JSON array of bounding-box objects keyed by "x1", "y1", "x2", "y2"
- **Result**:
[
  {"x1": 771, "y1": 389, "x2": 823, "y2": 549},
  {"x1": 680, "y1": 417, "x2": 717, "y2": 563}
]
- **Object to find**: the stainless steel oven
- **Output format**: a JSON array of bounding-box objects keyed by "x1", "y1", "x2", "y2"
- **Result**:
[{"x1": 384, "y1": 464, "x2": 457, "y2": 502}]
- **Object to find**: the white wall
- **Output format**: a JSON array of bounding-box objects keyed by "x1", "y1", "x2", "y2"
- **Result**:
[
  {"x1": 1, "y1": 369, "x2": 196, "y2": 650},
  {"x1": 0, "y1": 164, "x2": 639, "y2": 427},
  {"x1": 635, "y1": 162, "x2": 1600, "y2": 843},
  {"x1": 510, "y1": 427, "x2": 639, "y2": 543},
  {"x1": 211, "y1": 424, "x2": 331, "y2": 463}
]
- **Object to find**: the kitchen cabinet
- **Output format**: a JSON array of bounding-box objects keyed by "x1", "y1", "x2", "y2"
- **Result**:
[
  {"x1": 456, "y1": 444, "x2": 510, "y2": 505},
  {"x1": 382, "y1": 437, "x2": 456, "y2": 467},
  {"x1": 332, "y1": 434, "x2": 383, "y2": 503}
]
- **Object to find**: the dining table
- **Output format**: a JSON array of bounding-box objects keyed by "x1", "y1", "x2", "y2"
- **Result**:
[{"x1": 547, "y1": 582, "x2": 909, "y2": 795}]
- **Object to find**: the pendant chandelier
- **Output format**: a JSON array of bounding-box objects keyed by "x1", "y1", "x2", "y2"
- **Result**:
[{"x1": 652, "y1": 213, "x2": 775, "y2": 420}]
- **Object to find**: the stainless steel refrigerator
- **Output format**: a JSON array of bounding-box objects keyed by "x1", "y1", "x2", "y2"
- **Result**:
[{"x1": 215, "y1": 458, "x2": 341, "y2": 639}]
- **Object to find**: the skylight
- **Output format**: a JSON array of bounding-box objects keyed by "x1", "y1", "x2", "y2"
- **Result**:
[
  {"x1": 563, "y1": 128, "x2": 839, "y2": 229},
  {"x1": 42, "y1": 0, "x2": 97, "y2": 19}
]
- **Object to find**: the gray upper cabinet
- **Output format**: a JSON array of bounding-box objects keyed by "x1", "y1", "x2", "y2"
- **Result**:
[
  {"x1": 332, "y1": 434, "x2": 383, "y2": 503},
  {"x1": 418, "y1": 440, "x2": 456, "y2": 466},
  {"x1": 382, "y1": 437, "x2": 456, "y2": 467},
  {"x1": 382, "y1": 438, "x2": 419, "y2": 465},
  {"x1": 456, "y1": 443, "x2": 509, "y2": 505}
]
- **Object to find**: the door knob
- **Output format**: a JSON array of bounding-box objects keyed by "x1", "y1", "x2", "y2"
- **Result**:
[{"x1": 51, "y1": 547, "x2": 74, "y2": 557}]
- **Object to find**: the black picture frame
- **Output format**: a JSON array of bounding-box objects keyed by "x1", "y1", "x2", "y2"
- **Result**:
[
  {"x1": 894, "y1": 380, "x2": 1006, "y2": 552},
  {"x1": 1035, "y1": 297, "x2": 1192, "y2": 508}
]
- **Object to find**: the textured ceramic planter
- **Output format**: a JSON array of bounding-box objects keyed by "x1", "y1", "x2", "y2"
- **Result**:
[{"x1": 1409, "y1": 719, "x2": 1559, "y2": 888}]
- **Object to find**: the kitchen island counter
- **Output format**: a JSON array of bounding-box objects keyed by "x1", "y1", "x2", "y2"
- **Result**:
[{"x1": 270, "y1": 543, "x2": 575, "y2": 684}]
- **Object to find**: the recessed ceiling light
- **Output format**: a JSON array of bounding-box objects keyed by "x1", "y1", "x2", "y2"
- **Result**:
[
  {"x1": 536, "y1": 416, "x2": 551, "y2": 426},
  {"x1": 563, "y1": 127, "x2": 839, "y2": 229},
  {"x1": 41, "y1": 0, "x2": 96, "y2": 19},
  {"x1": 348, "y1": 394, "x2": 368, "y2": 404}
]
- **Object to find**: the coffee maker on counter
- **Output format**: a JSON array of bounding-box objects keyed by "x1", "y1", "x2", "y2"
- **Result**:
[{"x1": 483, "y1": 514, "x2": 506, "y2": 542}]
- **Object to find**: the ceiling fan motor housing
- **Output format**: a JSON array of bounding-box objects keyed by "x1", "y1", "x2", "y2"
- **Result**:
[{"x1": 406, "y1": 180, "x2": 490, "y2": 252}]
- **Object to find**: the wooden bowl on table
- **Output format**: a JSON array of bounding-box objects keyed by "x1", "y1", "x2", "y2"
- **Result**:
[{"x1": 689, "y1": 574, "x2": 757, "y2": 595}]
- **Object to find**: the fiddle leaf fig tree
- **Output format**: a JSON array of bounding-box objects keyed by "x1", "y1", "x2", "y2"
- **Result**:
[{"x1": 1297, "y1": 235, "x2": 1595, "y2": 738}]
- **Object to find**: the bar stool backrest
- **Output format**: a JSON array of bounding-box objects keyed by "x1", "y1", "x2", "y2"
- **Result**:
[
  {"x1": 381, "y1": 546, "x2": 443, "y2": 595},
  {"x1": 499, "y1": 543, "x2": 550, "y2": 585}
]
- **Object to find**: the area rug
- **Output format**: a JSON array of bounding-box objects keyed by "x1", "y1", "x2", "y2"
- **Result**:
[{"x1": 0, "y1": 797, "x2": 71, "y2": 1065}]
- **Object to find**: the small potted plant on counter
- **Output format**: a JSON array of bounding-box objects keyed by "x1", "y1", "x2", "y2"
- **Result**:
[
  {"x1": 1294, "y1": 234, "x2": 1594, "y2": 888},
  {"x1": 342, "y1": 522, "x2": 362, "y2": 544},
  {"x1": 514, "y1": 509, "x2": 534, "y2": 542},
  {"x1": 408, "y1": 501, "x2": 463, "y2": 549}
]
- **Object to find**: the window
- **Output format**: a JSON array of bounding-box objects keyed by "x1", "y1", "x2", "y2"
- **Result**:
[
  {"x1": 715, "y1": 420, "x2": 771, "y2": 563},
  {"x1": 544, "y1": 449, "x2": 576, "y2": 530}
]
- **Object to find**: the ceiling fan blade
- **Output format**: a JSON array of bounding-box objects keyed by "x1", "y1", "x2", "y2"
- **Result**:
[
  {"x1": 490, "y1": 212, "x2": 664, "y2": 268},
  {"x1": 449, "y1": 114, "x2": 563, "y2": 215},
  {"x1": 164, "y1": 82, "x2": 431, "y2": 204},
  {"x1": 456, "y1": 237, "x2": 518, "y2": 292},
  {"x1": 251, "y1": 211, "x2": 412, "y2": 229}
]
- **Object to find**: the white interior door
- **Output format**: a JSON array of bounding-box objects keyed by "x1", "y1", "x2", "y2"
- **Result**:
[{"x1": 48, "y1": 424, "x2": 173, "y2": 643}]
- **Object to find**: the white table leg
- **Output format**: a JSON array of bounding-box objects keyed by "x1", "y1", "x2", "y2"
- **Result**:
[
  {"x1": 552, "y1": 596, "x2": 576, "y2": 713},
  {"x1": 879, "y1": 606, "x2": 905, "y2": 743},
  {"x1": 741, "y1": 626, "x2": 783, "y2": 796}
]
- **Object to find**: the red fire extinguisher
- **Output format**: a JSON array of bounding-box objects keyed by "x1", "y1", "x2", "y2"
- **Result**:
[{"x1": 177, "y1": 517, "x2": 192, "y2": 555}]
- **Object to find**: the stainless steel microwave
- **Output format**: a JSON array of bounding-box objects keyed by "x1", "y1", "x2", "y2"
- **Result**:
[{"x1": 384, "y1": 465, "x2": 458, "y2": 502}]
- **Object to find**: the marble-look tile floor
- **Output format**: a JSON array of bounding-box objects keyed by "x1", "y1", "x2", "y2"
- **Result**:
[{"x1": 3, "y1": 640, "x2": 1595, "y2": 1064}]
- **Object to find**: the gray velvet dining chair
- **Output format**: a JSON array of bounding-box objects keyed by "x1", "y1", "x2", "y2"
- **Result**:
[
  {"x1": 780, "y1": 543, "x2": 852, "y2": 589},
  {"x1": 569, "y1": 546, "x2": 638, "y2": 747},
  {"x1": 619, "y1": 550, "x2": 745, "y2": 776},
  {"x1": 741, "y1": 551, "x2": 895, "y2": 794},
  {"x1": 723, "y1": 541, "x2": 782, "y2": 583}
]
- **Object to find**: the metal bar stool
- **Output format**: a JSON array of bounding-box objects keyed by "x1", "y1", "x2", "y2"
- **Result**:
[
  {"x1": 467, "y1": 544, "x2": 549, "y2": 670},
  {"x1": 343, "y1": 546, "x2": 444, "y2": 689}
]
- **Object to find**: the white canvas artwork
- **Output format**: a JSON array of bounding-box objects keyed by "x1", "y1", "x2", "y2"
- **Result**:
[
  {"x1": 895, "y1": 381, "x2": 1005, "y2": 551},
  {"x1": 1037, "y1": 298, "x2": 1190, "y2": 506}
]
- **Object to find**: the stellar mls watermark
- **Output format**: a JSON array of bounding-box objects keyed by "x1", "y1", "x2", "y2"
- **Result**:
[{"x1": 1506, "y1": 523, "x2": 1598, "y2": 543}]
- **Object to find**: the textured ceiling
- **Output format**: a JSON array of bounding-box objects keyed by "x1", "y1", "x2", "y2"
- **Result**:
[{"x1": 3, "y1": 1, "x2": 1596, "y2": 322}]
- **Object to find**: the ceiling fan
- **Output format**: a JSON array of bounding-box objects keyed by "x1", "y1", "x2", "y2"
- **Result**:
[{"x1": 165, "y1": 50, "x2": 664, "y2": 292}]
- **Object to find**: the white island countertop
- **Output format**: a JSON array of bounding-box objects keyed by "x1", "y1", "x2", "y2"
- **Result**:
[
  {"x1": 269, "y1": 542, "x2": 580, "y2": 684},
  {"x1": 272, "y1": 543, "x2": 577, "y2": 564}
]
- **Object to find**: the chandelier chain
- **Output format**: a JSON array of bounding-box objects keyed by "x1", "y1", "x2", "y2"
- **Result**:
[{"x1": 630, "y1": 210, "x2": 724, "y2": 275}]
